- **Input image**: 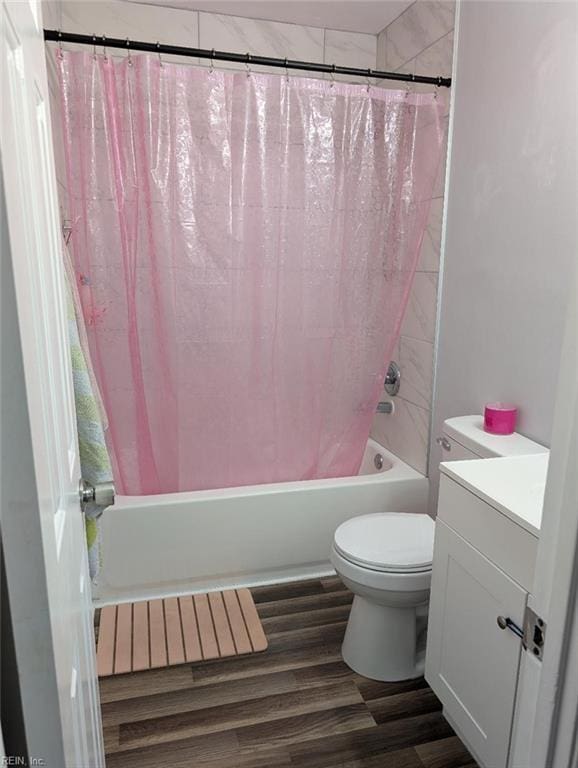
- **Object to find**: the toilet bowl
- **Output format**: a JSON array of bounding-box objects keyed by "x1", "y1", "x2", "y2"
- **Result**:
[{"x1": 331, "y1": 512, "x2": 434, "y2": 682}]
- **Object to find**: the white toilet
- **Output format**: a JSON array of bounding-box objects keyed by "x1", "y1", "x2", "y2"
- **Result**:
[
  {"x1": 331, "y1": 512, "x2": 434, "y2": 681},
  {"x1": 331, "y1": 415, "x2": 548, "y2": 682}
]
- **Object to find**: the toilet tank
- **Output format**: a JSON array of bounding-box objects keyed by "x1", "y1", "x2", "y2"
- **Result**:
[{"x1": 437, "y1": 415, "x2": 547, "y2": 462}]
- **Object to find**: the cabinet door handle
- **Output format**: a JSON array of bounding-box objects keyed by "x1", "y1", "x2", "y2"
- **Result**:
[{"x1": 497, "y1": 615, "x2": 524, "y2": 640}]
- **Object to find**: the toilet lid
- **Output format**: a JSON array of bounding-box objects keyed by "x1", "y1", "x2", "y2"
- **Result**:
[{"x1": 334, "y1": 513, "x2": 435, "y2": 573}]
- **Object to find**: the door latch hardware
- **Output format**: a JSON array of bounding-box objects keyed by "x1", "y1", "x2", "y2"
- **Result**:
[
  {"x1": 497, "y1": 615, "x2": 524, "y2": 640},
  {"x1": 523, "y1": 607, "x2": 546, "y2": 661},
  {"x1": 79, "y1": 479, "x2": 115, "y2": 514},
  {"x1": 497, "y1": 609, "x2": 546, "y2": 660}
]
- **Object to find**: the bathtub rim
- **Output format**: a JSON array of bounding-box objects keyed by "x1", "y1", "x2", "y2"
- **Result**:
[
  {"x1": 95, "y1": 443, "x2": 429, "y2": 606},
  {"x1": 115, "y1": 440, "x2": 423, "y2": 509}
]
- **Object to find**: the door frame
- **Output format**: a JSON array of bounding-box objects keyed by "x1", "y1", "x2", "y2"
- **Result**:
[
  {"x1": 508, "y1": 263, "x2": 578, "y2": 767},
  {"x1": 525, "y1": 275, "x2": 578, "y2": 767}
]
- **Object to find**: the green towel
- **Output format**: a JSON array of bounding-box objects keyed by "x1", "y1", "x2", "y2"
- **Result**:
[{"x1": 64, "y1": 244, "x2": 113, "y2": 581}]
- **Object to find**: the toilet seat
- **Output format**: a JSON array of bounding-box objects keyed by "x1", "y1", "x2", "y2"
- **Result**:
[{"x1": 334, "y1": 513, "x2": 434, "y2": 574}]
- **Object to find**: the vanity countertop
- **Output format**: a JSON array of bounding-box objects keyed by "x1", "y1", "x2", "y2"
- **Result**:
[{"x1": 440, "y1": 453, "x2": 549, "y2": 537}]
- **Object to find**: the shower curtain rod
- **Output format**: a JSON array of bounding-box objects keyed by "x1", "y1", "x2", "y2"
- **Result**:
[{"x1": 44, "y1": 29, "x2": 452, "y2": 88}]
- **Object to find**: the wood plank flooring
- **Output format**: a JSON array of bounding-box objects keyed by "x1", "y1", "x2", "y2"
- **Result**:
[{"x1": 96, "y1": 577, "x2": 478, "y2": 768}]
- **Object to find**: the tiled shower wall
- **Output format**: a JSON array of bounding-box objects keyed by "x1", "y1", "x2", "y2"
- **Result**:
[
  {"x1": 43, "y1": 0, "x2": 454, "y2": 478},
  {"x1": 61, "y1": 0, "x2": 377, "y2": 77},
  {"x1": 42, "y1": 0, "x2": 377, "y2": 247},
  {"x1": 370, "y1": 1, "x2": 455, "y2": 474},
  {"x1": 45, "y1": 1, "x2": 376, "y2": 82}
]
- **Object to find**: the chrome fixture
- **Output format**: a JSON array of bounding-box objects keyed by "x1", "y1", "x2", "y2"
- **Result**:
[
  {"x1": 384, "y1": 361, "x2": 401, "y2": 396},
  {"x1": 524, "y1": 607, "x2": 546, "y2": 661},
  {"x1": 376, "y1": 401, "x2": 393, "y2": 414},
  {"x1": 436, "y1": 436, "x2": 451, "y2": 452},
  {"x1": 79, "y1": 479, "x2": 115, "y2": 515},
  {"x1": 497, "y1": 608, "x2": 546, "y2": 660},
  {"x1": 374, "y1": 453, "x2": 384, "y2": 470},
  {"x1": 497, "y1": 615, "x2": 524, "y2": 639}
]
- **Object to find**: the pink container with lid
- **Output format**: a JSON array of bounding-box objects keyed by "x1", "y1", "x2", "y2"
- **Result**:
[{"x1": 484, "y1": 403, "x2": 518, "y2": 435}]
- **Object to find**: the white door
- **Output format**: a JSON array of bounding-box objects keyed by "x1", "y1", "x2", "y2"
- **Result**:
[
  {"x1": 425, "y1": 520, "x2": 527, "y2": 768},
  {"x1": 0, "y1": 1, "x2": 104, "y2": 766}
]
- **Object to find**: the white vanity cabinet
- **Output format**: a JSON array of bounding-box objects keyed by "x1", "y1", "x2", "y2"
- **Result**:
[
  {"x1": 426, "y1": 516, "x2": 527, "y2": 768},
  {"x1": 426, "y1": 455, "x2": 547, "y2": 768}
]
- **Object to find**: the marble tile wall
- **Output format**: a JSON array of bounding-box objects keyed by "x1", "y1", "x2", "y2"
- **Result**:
[
  {"x1": 55, "y1": 1, "x2": 376, "y2": 78},
  {"x1": 370, "y1": 1, "x2": 455, "y2": 475},
  {"x1": 380, "y1": 1, "x2": 455, "y2": 76}
]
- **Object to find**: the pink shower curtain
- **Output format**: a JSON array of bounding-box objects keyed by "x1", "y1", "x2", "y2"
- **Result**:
[{"x1": 58, "y1": 51, "x2": 444, "y2": 495}]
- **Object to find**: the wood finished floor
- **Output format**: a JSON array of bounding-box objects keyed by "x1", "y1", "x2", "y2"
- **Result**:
[{"x1": 96, "y1": 577, "x2": 478, "y2": 768}]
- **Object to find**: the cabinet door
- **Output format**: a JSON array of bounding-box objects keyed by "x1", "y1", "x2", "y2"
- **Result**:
[{"x1": 425, "y1": 520, "x2": 527, "y2": 768}]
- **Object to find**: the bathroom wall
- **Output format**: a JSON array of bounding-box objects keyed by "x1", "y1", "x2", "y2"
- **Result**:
[
  {"x1": 429, "y1": 0, "x2": 577, "y2": 509},
  {"x1": 53, "y1": 1, "x2": 376, "y2": 78},
  {"x1": 370, "y1": 1, "x2": 455, "y2": 474}
]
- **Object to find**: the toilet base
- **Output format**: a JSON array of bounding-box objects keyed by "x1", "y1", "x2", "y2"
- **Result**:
[{"x1": 342, "y1": 595, "x2": 426, "y2": 681}]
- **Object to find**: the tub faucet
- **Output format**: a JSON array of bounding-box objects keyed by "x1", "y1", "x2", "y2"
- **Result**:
[{"x1": 376, "y1": 401, "x2": 393, "y2": 414}]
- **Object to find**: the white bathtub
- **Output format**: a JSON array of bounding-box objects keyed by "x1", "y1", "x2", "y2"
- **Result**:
[{"x1": 95, "y1": 440, "x2": 428, "y2": 605}]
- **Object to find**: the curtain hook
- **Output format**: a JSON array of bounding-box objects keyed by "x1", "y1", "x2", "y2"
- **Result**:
[
  {"x1": 156, "y1": 41, "x2": 163, "y2": 68},
  {"x1": 245, "y1": 52, "x2": 251, "y2": 78},
  {"x1": 209, "y1": 48, "x2": 215, "y2": 74},
  {"x1": 61, "y1": 217, "x2": 73, "y2": 246},
  {"x1": 405, "y1": 71, "x2": 416, "y2": 99},
  {"x1": 403, "y1": 73, "x2": 410, "y2": 98},
  {"x1": 92, "y1": 33, "x2": 97, "y2": 61},
  {"x1": 330, "y1": 63, "x2": 336, "y2": 87},
  {"x1": 126, "y1": 38, "x2": 132, "y2": 66},
  {"x1": 57, "y1": 29, "x2": 63, "y2": 59},
  {"x1": 284, "y1": 57, "x2": 289, "y2": 84},
  {"x1": 366, "y1": 68, "x2": 371, "y2": 94},
  {"x1": 101, "y1": 34, "x2": 107, "y2": 62}
]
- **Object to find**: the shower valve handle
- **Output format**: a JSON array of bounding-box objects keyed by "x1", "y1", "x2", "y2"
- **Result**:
[{"x1": 384, "y1": 361, "x2": 401, "y2": 396}]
